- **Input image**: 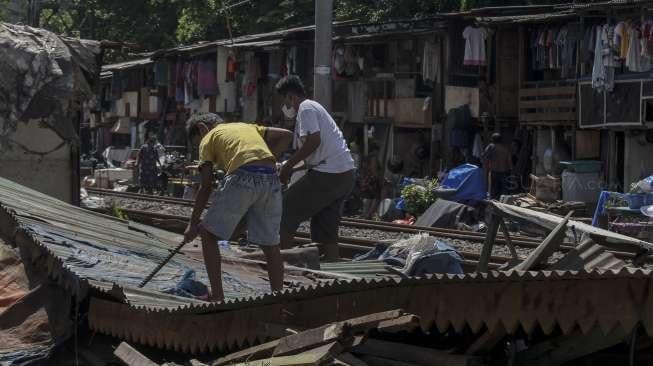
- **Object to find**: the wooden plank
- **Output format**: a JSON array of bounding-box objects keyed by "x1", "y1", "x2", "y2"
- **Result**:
[
  {"x1": 352, "y1": 339, "x2": 478, "y2": 366},
  {"x1": 233, "y1": 342, "x2": 343, "y2": 366},
  {"x1": 499, "y1": 219, "x2": 519, "y2": 260},
  {"x1": 113, "y1": 342, "x2": 158, "y2": 366},
  {"x1": 376, "y1": 315, "x2": 420, "y2": 333},
  {"x1": 514, "y1": 326, "x2": 626, "y2": 366},
  {"x1": 519, "y1": 99, "x2": 577, "y2": 108},
  {"x1": 519, "y1": 87, "x2": 576, "y2": 97},
  {"x1": 273, "y1": 310, "x2": 404, "y2": 356},
  {"x1": 213, "y1": 339, "x2": 281, "y2": 365},
  {"x1": 274, "y1": 323, "x2": 345, "y2": 356},
  {"x1": 477, "y1": 210, "x2": 499, "y2": 273},
  {"x1": 520, "y1": 112, "x2": 576, "y2": 121},
  {"x1": 514, "y1": 212, "x2": 573, "y2": 271}
]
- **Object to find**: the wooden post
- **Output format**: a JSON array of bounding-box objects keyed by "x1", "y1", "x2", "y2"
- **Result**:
[
  {"x1": 499, "y1": 218, "x2": 518, "y2": 260},
  {"x1": 477, "y1": 207, "x2": 499, "y2": 273},
  {"x1": 514, "y1": 211, "x2": 573, "y2": 271}
]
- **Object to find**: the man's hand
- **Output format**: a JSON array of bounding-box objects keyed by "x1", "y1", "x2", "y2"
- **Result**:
[
  {"x1": 184, "y1": 222, "x2": 200, "y2": 243},
  {"x1": 279, "y1": 163, "x2": 293, "y2": 185}
]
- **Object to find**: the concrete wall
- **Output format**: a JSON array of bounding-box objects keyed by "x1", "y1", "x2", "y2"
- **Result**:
[{"x1": 0, "y1": 120, "x2": 73, "y2": 203}]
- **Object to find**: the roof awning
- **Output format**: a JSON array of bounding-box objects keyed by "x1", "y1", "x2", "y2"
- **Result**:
[
  {"x1": 111, "y1": 117, "x2": 131, "y2": 134},
  {"x1": 227, "y1": 39, "x2": 282, "y2": 49}
]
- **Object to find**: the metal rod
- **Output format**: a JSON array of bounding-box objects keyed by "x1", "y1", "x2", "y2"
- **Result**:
[{"x1": 139, "y1": 240, "x2": 187, "y2": 288}]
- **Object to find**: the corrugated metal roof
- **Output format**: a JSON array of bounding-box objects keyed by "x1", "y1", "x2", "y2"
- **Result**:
[
  {"x1": 0, "y1": 177, "x2": 337, "y2": 308},
  {"x1": 102, "y1": 57, "x2": 153, "y2": 72}
]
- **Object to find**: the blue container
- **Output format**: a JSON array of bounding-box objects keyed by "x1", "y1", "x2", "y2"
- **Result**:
[{"x1": 627, "y1": 193, "x2": 646, "y2": 209}]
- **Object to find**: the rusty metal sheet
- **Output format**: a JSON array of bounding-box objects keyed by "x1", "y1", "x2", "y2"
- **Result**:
[{"x1": 85, "y1": 269, "x2": 653, "y2": 353}]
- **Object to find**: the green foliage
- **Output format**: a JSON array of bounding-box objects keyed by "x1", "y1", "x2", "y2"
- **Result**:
[
  {"x1": 400, "y1": 179, "x2": 439, "y2": 215},
  {"x1": 28, "y1": 0, "x2": 566, "y2": 62},
  {"x1": 111, "y1": 204, "x2": 129, "y2": 220}
]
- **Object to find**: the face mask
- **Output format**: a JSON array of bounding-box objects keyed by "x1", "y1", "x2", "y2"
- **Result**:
[{"x1": 282, "y1": 104, "x2": 297, "y2": 119}]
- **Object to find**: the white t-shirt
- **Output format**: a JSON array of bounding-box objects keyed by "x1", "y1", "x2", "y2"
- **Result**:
[
  {"x1": 463, "y1": 26, "x2": 488, "y2": 66},
  {"x1": 294, "y1": 99, "x2": 355, "y2": 174}
]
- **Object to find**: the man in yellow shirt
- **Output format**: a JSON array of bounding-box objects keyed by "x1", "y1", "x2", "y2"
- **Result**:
[{"x1": 184, "y1": 112, "x2": 292, "y2": 302}]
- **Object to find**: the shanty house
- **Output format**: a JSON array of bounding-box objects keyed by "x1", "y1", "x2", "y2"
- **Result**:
[{"x1": 0, "y1": 22, "x2": 102, "y2": 204}]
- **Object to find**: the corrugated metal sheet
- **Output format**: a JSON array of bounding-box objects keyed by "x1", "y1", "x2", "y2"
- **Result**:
[
  {"x1": 87, "y1": 268, "x2": 653, "y2": 353},
  {"x1": 0, "y1": 177, "x2": 336, "y2": 308}
]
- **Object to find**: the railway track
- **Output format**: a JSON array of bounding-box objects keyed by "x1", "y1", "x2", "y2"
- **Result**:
[
  {"x1": 85, "y1": 189, "x2": 648, "y2": 264},
  {"x1": 85, "y1": 188, "x2": 537, "y2": 246}
]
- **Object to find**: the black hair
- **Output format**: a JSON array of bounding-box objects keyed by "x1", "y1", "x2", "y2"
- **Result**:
[
  {"x1": 491, "y1": 133, "x2": 502, "y2": 143},
  {"x1": 275, "y1": 75, "x2": 306, "y2": 97},
  {"x1": 186, "y1": 112, "x2": 223, "y2": 139}
]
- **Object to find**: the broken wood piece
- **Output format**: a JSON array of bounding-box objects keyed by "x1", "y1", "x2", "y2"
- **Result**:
[
  {"x1": 114, "y1": 342, "x2": 158, "y2": 366},
  {"x1": 376, "y1": 314, "x2": 420, "y2": 333},
  {"x1": 514, "y1": 211, "x2": 573, "y2": 271},
  {"x1": 233, "y1": 341, "x2": 343, "y2": 366},
  {"x1": 213, "y1": 339, "x2": 281, "y2": 365},
  {"x1": 216, "y1": 310, "x2": 403, "y2": 365},
  {"x1": 352, "y1": 339, "x2": 479, "y2": 366},
  {"x1": 499, "y1": 218, "x2": 518, "y2": 260},
  {"x1": 477, "y1": 208, "x2": 500, "y2": 272},
  {"x1": 273, "y1": 323, "x2": 346, "y2": 356}
]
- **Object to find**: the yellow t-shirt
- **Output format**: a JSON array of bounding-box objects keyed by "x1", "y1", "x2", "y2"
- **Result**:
[{"x1": 199, "y1": 123, "x2": 274, "y2": 174}]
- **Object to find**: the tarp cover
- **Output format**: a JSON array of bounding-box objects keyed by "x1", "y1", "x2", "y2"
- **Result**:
[
  {"x1": 0, "y1": 242, "x2": 71, "y2": 365},
  {"x1": 440, "y1": 164, "x2": 487, "y2": 203},
  {"x1": 0, "y1": 22, "x2": 101, "y2": 150}
]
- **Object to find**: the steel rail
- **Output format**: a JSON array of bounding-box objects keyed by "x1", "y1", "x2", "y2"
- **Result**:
[{"x1": 85, "y1": 187, "x2": 194, "y2": 206}]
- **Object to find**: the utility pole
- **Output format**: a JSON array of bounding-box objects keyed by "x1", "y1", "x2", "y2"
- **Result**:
[{"x1": 314, "y1": 0, "x2": 333, "y2": 111}]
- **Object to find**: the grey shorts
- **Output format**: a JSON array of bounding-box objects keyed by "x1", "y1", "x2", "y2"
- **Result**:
[
  {"x1": 202, "y1": 166, "x2": 282, "y2": 246},
  {"x1": 281, "y1": 169, "x2": 356, "y2": 244}
]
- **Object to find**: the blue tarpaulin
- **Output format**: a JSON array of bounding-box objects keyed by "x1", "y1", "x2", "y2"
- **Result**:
[{"x1": 440, "y1": 164, "x2": 487, "y2": 203}]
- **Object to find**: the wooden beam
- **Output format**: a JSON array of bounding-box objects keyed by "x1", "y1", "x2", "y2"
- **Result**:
[
  {"x1": 499, "y1": 219, "x2": 518, "y2": 260},
  {"x1": 273, "y1": 310, "x2": 403, "y2": 356},
  {"x1": 216, "y1": 310, "x2": 404, "y2": 365},
  {"x1": 233, "y1": 342, "x2": 343, "y2": 366},
  {"x1": 352, "y1": 339, "x2": 478, "y2": 366},
  {"x1": 514, "y1": 212, "x2": 573, "y2": 271},
  {"x1": 213, "y1": 339, "x2": 281, "y2": 365},
  {"x1": 113, "y1": 342, "x2": 158, "y2": 366},
  {"x1": 376, "y1": 314, "x2": 421, "y2": 334},
  {"x1": 477, "y1": 209, "x2": 499, "y2": 273}
]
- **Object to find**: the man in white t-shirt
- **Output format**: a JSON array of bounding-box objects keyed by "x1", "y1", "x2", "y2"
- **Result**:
[{"x1": 276, "y1": 75, "x2": 356, "y2": 260}]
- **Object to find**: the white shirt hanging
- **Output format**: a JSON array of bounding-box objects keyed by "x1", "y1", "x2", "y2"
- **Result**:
[{"x1": 463, "y1": 26, "x2": 488, "y2": 66}]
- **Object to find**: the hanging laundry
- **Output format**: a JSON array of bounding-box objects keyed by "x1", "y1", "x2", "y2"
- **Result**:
[
  {"x1": 642, "y1": 20, "x2": 653, "y2": 58},
  {"x1": 626, "y1": 24, "x2": 651, "y2": 72},
  {"x1": 197, "y1": 59, "x2": 218, "y2": 96},
  {"x1": 463, "y1": 26, "x2": 488, "y2": 66},
  {"x1": 153, "y1": 61, "x2": 169, "y2": 86},
  {"x1": 226, "y1": 56, "x2": 237, "y2": 82},
  {"x1": 422, "y1": 40, "x2": 440, "y2": 83},
  {"x1": 592, "y1": 25, "x2": 614, "y2": 92}
]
